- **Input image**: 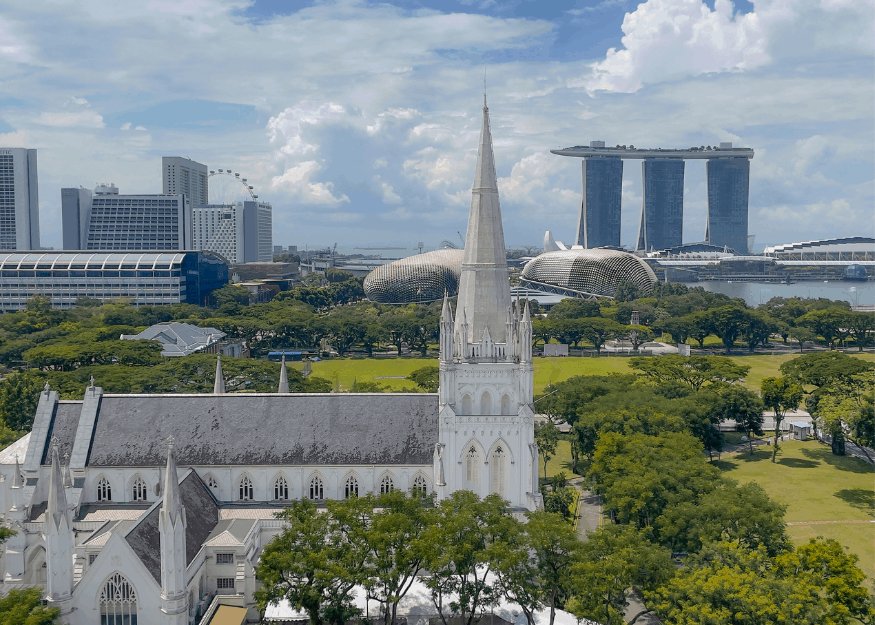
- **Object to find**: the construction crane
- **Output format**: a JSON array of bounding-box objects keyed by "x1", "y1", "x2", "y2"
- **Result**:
[{"x1": 457, "y1": 231, "x2": 465, "y2": 246}]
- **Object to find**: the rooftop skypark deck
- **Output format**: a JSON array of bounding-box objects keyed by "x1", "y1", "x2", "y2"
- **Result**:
[{"x1": 551, "y1": 141, "x2": 754, "y2": 159}]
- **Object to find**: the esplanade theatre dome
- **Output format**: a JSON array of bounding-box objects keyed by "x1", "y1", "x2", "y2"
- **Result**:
[
  {"x1": 520, "y1": 248, "x2": 657, "y2": 298},
  {"x1": 364, "y1": 249, "x2": 463, "y2": 304}
]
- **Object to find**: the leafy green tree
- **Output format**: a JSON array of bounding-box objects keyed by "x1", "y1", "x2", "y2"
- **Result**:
[
  {"x1": 626, "y1": 324, "x2": 654, "y2": 352},
  {"x1": 706, "y1": 305, "x2": 750, "y2": 354},
  {"x1": 567, "y1": 525, "x2": 674, "y2": 625},
  {"x1": 323, "y1": 267, "x2": 355, "y2": 283},
  {"x1": 630, "y1": 355, "x2": 749, "y2": 391},
  {"x1": 798, "y1": 307, "x2": 848, "y2": 346},
  {"x1": 654, "y1": 316, "x2": 693, "y2": 345},
  {"x1": 423, "y1": 491, "x2": 517, "y2": 625},
  {"x1": 256, "y1": 499, "x2": 363, "y2": 625},
  {"x1": 534, "y1": 419, "x2": 560, "y2": 479},
  {"x1": 788, "y1": 326, "x2": 817, "y2": 352},
  {"x1": 760, "y1": 377, "x2": 803, "y2": 463},
  {"x1": 407, "y1": 365, "x2": 439, "y2": 392},
  {"x1": 579, "y1": 318, "x2": 626, "y2": 353},
  {"x1": 741, "y1": 310, "x2": 777, "y2": 351},
  {"x1": 588, "y1": 432, "x2": 720, "y2": 532},
  {"x1": 844, "y1": 310, "x2": 875, "y2": 351},
  {"x1": 685, "y1": 310, "x2": 712, "y2": 349},
  {"x1": 0, "y1": 526, "x2": 14, "y2": 544},
  {"x1": 0, "y1": 588, "x2": 60, "y2": 625},
  {"x1": 614, "y1": 280, "x2": 641, "y2": 302},
  {"x1": 496, "y1": 509, "x2": 581, "y2": 625},
  {"x1": 717, "y1": 385, "x2": 764, "y2": 454},
  {"x1": 212, "y1": 284, "x2": 251, "y2": 307},
  {"x1": 657, "y1": 479, "x2": 788, "y2": 555},
  {"x1": 0, "y1": 372, "x2": 42, "y2": 431},
  {"x1": 547, "y1": 298, "x2": 600, "y2": 319},
  {"x1": 780, "y1": 351, "x2": 874, "y2": 392},
  {"x1": 815, "y1": 393, "x2": 875, "y2": 462}
]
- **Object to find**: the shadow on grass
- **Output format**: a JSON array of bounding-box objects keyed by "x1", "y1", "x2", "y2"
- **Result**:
[
  {"x1": 801, "y1": 446, "x2": 875, "y2": 474},
  {"x1": 834, "y1": 488, "x2": 875, "y2": 517},
  {"x1": 777, "y1": 458, "x2": 819, "y2": 469}
]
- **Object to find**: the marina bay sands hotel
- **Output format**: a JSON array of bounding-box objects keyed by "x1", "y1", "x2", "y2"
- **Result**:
[{"x1": 551, "y1": 141, "x2": 754, "y2": 254}]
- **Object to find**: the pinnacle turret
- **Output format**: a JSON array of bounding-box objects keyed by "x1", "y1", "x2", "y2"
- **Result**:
[
  {"x1": 214, "y1": 354, "x2": 225, "y2": 394},
  {"x1": 278, "y1": 355, "x2": 289, "y2": 393},
  {"x1": 47, "y1": 444, "x2": 68, "y2": 529}
]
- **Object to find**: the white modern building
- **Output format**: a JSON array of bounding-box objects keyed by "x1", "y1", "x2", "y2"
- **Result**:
[
  {"x1": 163, "y1": 157, "x2": 208, "y2": 207},
  {"x1": 193, "y1": 201, "x2": 272, "y2": 264},
  {"x1": 60, "y1": 184, "x2": 193, "y2": 251},
  {"x1": 0, "y1": 98, "x2": 539, "y2": 624},
  {"x1": 0, "y1": 148, "x2": 40, "y2": 251}
]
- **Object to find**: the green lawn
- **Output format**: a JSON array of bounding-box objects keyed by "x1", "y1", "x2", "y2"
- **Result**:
[
  {"x1": 715, "y1": 439, "x2": 875, "y2": 583},
  {"x1": 539, "y1": 439, "x2": 583, "y2": 480}
]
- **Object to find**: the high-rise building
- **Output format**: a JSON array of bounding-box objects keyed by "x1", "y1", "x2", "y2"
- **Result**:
[
  {"x1": 706, "y1": 156, "x2": 750, "y2": 253},
  {"x1": 162, "y1": 157, "x2": 208, "y2": 206},
  {"x1": 73, "y1": 184, "x2": 193, "y2": 251},
  {"x1": 636, "y1": 159, "x2": 684, "y2": 252},
  {"x1": 0, "y1": 148, "x2": 40, "y2": 250},
  {"x1": 577, "y1": 145, "x2": 623, "y2": 248},
  {"x1": 192, "y1": 201, "x2": 272, "y2": 264},
  {"x1": 61, "y1": 187, "x2": 92, "y2": 250}
]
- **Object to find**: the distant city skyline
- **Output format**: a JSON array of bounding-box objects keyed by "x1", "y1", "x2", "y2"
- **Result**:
[{"x1": 0, "y1": 0, "x2": 871, "y2": 251}]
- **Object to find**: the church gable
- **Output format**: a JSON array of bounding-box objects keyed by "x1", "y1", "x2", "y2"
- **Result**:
[
  {"x1": 124, "y1": 469, "x2": 219, "y2": 583},
  {"x1": 85, "y1": 393, "x2": 438, "y2": 467},
  {"x1": 39, "y1": 403, "x2": 82, "y2": 465}
]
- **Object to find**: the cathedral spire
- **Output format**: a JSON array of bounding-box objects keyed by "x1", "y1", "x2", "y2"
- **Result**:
[
  {"x1": 454, "y1": 95, "x2": 511, "y2": 345},
  {"x1": 278, "y1": 354, "x2": 289, "y2": 393},
  {"x1": 213, "y1": 354, "x2": 225, "y2": 394},
  {"x1": 45, "y1": 440, "x2": 74, "y2": 607},
  {"x1": 159, "y1": 437, "x2": 188, "y2": 619},
  {"x1": 162, "y1": 437, "x2": 183, "y2": 524},
  {"x1": 47, "y1": 442, "x2": 68, "y2": 529}
]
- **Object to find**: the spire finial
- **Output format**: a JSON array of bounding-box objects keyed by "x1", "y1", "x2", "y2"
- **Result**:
[
  {"x1": 44, "y1": 381, "x2": 50, "y2": 392},
  {"x1": 89, "y1": 375, "x2": 95, "y2": 388},
  {"x1": 483, "y1": 67, "x2": 487, "y2": 108},
  {"x1": 165, "y1": 435, "x2": 175, "y2": 450}
]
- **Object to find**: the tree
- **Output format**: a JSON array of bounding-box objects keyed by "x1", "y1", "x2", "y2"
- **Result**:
[
  {"x1": 534, "y1": 419, "x2": 560, "y2": 479},
  {"x1": 255, "y1": 500, "x2": 363, "y2": 625},
  {"x1": 407, "y1": 365, "x2": 439, "y2": 392},
  {"x1": 815, "y1": 393, "x2": 875, "y2": 462},
  {"x1": 496, "y1": 509, "x2": 581, "y2": 625},
  {"x1": 787, "y1": 326, "x2": 817, "y2": 352},
  {"x1": 706, "y1": 306, "x2": 750, "y2": 354},
  {"x1": 760, "y1": 377, "x2": 803, "y2": 463},
  {"x1": 630, "y1": 355, "x2": 749, "y2": 391},
  {"x1": 423, "y1": 491, "x2": 517, "y2": 625},
  {"x1": 567, "y1": 525, "x2": 674, "y2": 625},
  {"x1": 780, "y1": 351, "x2": 874, "y2": 392},
  {"x1": 334, "y1": 491, "x2": 433, "y2": 625},
  {"x1": 844, "y1": 310, "x2": 875, "y2": 351},
  {"x1": 654, "y1": 317, "x2": 693, "y2": 345},
  {"x1": 580, "y1": 318, "x2": 626, "y2": 353},
  {"x1": 614, "y1": 280, "x2": 641, "y2": 302},
  {"x1": 547, "y1": 298, "x2": 601, "y2": 319},
  {"x1": 741, "y1": 311, "x2": 777, "y2": 351},
  {"x1": 0, "y1": 588, "x2": 60, "y2": 625},
  {"x1": 798, "y1": 307, "x2": 848, "y2": 347},
  {"x1": 686, "y1": 311, "x2": 712, "y2": 349},
  {"x1": 0, "y1": 372, "x2": 42, "y2": 431},
  {"x1": 626, "y1": 324, "x2": 653, "y2": 352},
  {"x1": 717, "y1": 385, "x2": 764, "y2": 454},
  {"x1": 212, "y1": 284, "x2": 251, "y2": 307}
]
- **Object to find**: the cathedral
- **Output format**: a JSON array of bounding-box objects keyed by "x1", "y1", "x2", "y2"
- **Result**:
[{"x1": 0, "y1": 97, "x2": 541, "y2": 625}]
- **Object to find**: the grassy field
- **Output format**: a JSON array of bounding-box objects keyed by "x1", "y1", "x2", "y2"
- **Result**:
[
  {"x1": 294, "y1": 351, "x2": 874, "y2": 394},
  {"x1": 539, "y1": 438, "x2": 584, "y2": 480},
  {"x1": 716, "y1": 440, "x2": 875, "y2": 584}
]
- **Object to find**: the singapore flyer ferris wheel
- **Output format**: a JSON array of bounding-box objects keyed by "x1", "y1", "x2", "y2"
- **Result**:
[{"x1": 207, "y1": 168, "x2": 258, "y2": 205}]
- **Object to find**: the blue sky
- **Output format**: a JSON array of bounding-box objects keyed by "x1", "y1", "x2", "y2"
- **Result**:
[{"x1": 0, "y1": 0, "x2": 872, "y2": 251}]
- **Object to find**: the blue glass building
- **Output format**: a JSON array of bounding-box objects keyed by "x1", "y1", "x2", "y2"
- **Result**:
[
  {"x1": 706, "y1": 158, "x2": 750, "y2": 253},
  {"x1": 578, "y1": 156, "x2": 623, "y2": 248},
  {"x1": 636, "y1": 159, "x2": 684, "y2": 252}
]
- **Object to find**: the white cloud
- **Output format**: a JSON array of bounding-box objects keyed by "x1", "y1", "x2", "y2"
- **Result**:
[{"x1": 271, "y1": 160, "x2": 350, "y2": 207}]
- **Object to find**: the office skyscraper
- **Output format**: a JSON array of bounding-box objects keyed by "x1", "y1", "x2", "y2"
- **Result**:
[
  {"x1": 578, "y1": 151, "x2": 623, "y2": 248},
  {"x1": 73, "y1": 184, "x2": 193, "y2": 251},
  {"x1": 706, "y1": 157, "x2": 750, "y2": 253},
  {"x1": 61, "y1": 187, "x2": 92, "y2": 249},
  {"x1": 193, "y1": 201, "x2": 273, "y2": 264},
  {"x1": 162, "y1": 157, "x2": 208, "y2": 206},
  {"x1": 636, "y1": 159, "x2": 684, "y2": 252},
  {"x1": 0, "y1": 148, "x2": 40, "y2": 250}
]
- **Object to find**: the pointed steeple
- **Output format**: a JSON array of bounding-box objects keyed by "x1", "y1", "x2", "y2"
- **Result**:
[
  {"x1": 47, "y1": 442, "x2": 68, "y2": 529},
  {"x1": 454, "y1": 94, "x2": 511, "y2": 345},
  {"x1": 213, "y1": 355, "x2": 225, "y2": 394},
  {"x1": 441, "y1": 291, "x2": 453, "y2": 323},
  {"x1": 278, "y1": 355, "x2": 289, "y2": 393},
  {"x1": 10, "y1": 455, "x2": 22, "y2": 489},
  {"x1": 162, "y1": 437, "x2": 183, "y2": 524},
  {"x1": 63, "y1": 452, "x2": 72, "y2": 489}
]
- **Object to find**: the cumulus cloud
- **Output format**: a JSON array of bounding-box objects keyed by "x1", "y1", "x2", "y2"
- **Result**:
[
  {"x1": 38, "y1": 97, "x2": 105, "y2": 128},
  {"x1": 271, "y1": 160, "x2": 350, "y2": 206}
]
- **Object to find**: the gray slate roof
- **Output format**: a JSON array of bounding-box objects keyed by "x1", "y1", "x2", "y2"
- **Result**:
[
  {"x1": 40, "y1": 402, "x2": 81, "y2": 465},
  {"x1": 120, "y1": 321, "x2": 225, "y2": 357},
  {"x1": 125, "y1": 469, "x2": 219, "y2": 583},
  {"x1": 86, "y1": 393, "x2": 438, "y2": 467}
]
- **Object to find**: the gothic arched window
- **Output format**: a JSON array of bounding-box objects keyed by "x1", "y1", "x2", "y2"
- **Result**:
[
  {"x1": 461, "y1": 394, "x2": 472, "y2": 414},
  {"x1": 274, "y1": 476, "x2": 289, "y2": 501},
  {"x1": 412, "y1": 474, "x2": 428, "y2": 495},
  {"x1": 131, "y1": 477, "x2": 147, "y2": 502},
  {"x1": 96, "y1": 477, "x2": 112, "y2": 502},
  {"x1": 309, "y1": 475, "x2": 323, "y2": 501},
  {"x1": 466, "y1": 446, "x2": 480, "y2": 485},
  {"x1": 380, "y1": 475, "x2": 394, "y2": 494},
  {"x1": 501, "y1": 394, "x2": 512, "y2": 415},
  {"x1": 238, "y1": 476, "x2": 253, "y2": 501},
  {"x1": 491, "y1": 446, "x2": 506, "y2": 498},
  {"x1": 100, "y1": 572, "x2": 137, "y2": 625},
  {"x1": 344, "y1": 475, "x2": 359, "y2": 499},
  {"x1": 480, "y1": 392, "x2": 493, "y2": 416}
]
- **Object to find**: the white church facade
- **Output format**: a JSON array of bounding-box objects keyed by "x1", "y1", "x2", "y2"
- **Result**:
[{"x1": 0, "y1": 97, "x2": 541, "y2": 625}]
